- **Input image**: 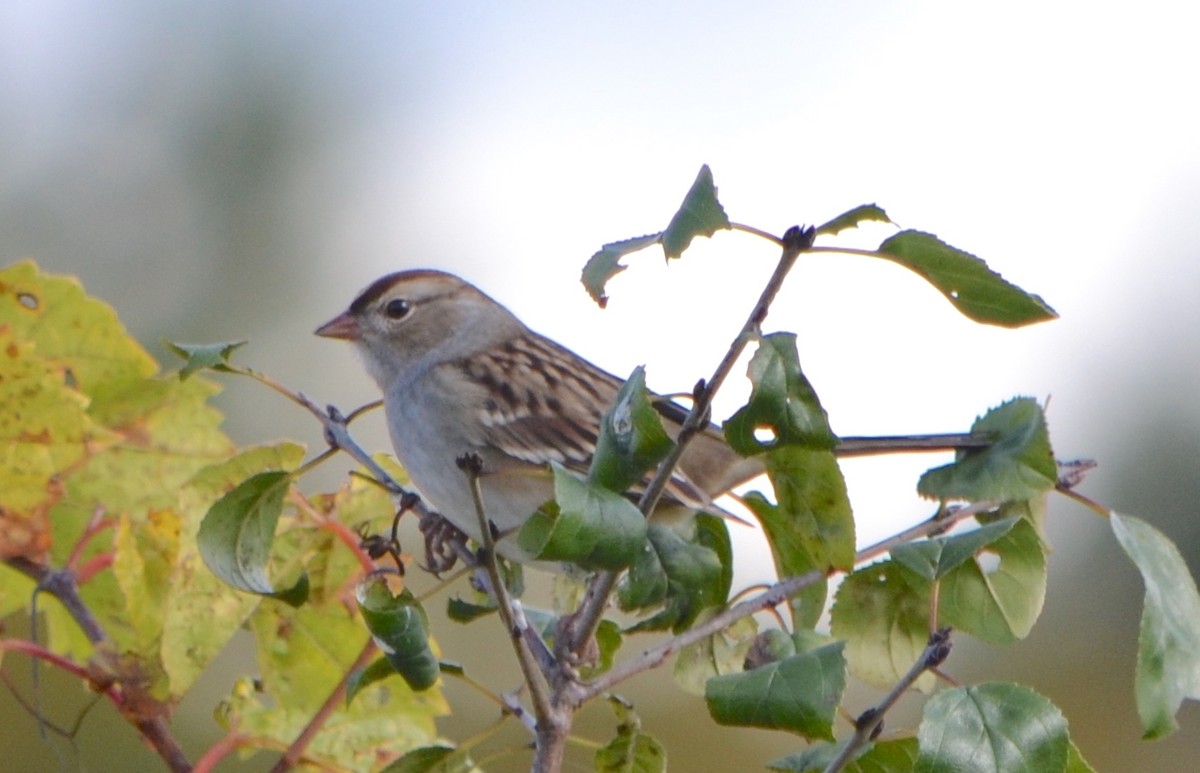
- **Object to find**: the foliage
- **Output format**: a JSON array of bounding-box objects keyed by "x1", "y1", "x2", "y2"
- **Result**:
[{"x1": 2, "y1": 167, "x2": 1198, "y2": 773}]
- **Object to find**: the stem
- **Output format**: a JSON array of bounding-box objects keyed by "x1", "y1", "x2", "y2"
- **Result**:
[
  {"x1": 193, "y1": 731, "x2": 248, "y2": 773},
  {"x1": 458, "y1": 456, "x2": 555, "y2": 725},
  {"x1": 1055, "y1": 484, "x2": 1111, "y2": 517},
  {"x1": 729, "y1": 222, "x2": 785, "y2": 245},
  {"x1": 268, "y1": 640, "x2": 377, "y2": 773}
]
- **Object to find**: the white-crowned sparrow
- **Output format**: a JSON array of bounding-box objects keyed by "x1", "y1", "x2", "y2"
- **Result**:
[{"x1": 316, "y1": 269, "x2": 764, "y2": 562}]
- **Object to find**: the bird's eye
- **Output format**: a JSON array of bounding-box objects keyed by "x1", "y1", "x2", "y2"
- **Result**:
[{"x1": 383, "y1": 298, "x2": 411, "y2": 319}]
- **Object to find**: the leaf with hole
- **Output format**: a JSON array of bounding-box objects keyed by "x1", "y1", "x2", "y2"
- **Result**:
[
  {"x1": 876, "y1": 230, "x2": 1057, "y2": 327},
  {"x1": 891, "y1": 516, "x2": 1020, "y2": 580},
  {"x1": 724, "y1": 333, "x2": 837, "y2": 456},
  {"x1": 938, "y1": 515, "x2": 1047, "y2": 644}
]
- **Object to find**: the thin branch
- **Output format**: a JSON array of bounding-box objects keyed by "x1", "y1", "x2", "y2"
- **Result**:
[
  {"x1": 822, "y1": 628, "x2": 953, "y2": 773},
  {"x1": 854, "y1": 499, "x2": 1003, "y2": 565},
  {"x1": 569, "y1": 567, "x2": 828, "y2": 704},
  {"x1": 835, "y1": 433, "x2": 992, "y2": 457},
  {"x1": 638, "y1": 225, "x2": 816, "y2": 517},
  {"x1": 456, "y1": 454, "x2": 555, "y2": 725},
  {"x1": 268, "y1": 639, "x2": 377, "y2": 773}
]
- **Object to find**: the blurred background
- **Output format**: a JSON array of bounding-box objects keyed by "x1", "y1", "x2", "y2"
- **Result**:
[{"x1": 2, "y1": 1, "x2": 1197, "y2": 770}]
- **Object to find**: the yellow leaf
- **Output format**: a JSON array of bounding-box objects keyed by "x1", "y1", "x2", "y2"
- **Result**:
[
  {"x1": 0, "y1": 260, "x2": 156, "y2": 391},
  {"x1": 0, "y1": 329, "x2": 117, "y2": 557}
]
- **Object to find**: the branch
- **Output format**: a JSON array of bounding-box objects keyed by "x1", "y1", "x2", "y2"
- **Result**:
[
  {"x1": 569, "y1": 567, "x2": 828, "y2": 704},
  {"x1": 3, "y1": 557, "x2": 193, "y2": 772},
  {"x1": 268, "y1": 640, "x2": 377, "y2": 773},
  {"x1": 822, "y1": 628, "x2": 953, "y2": 773},
  {"x1": 456, "y1": 454, "x2": 555, "y2": 724}
]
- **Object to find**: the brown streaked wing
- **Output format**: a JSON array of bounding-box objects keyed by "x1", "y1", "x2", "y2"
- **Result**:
[
  {"x1": 458, "y1": 331, "x2": 757, "y2": 515},
  {"x1": 461, "y1": 333, "x2": 617, "y2": 474}
]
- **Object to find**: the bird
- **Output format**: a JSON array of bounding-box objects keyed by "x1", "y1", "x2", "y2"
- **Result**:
[{"x1": 315, "y1": 269, "x2": 764, "y2": 563}]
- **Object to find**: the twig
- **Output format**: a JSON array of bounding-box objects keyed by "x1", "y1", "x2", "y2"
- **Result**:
[
  {"x1": 268, "y1": 639, "x2": 377, "y2": 773},
  {"x1": 456, "y1": 454, "x2": 555, "y2": 726},
  {"x1": 854, "y1": 499, "x2": 1003, "y2": 565},
  {"x1": 835, "y1": 433, "x2": 992, "y2": 457},
  {"x1": 822, "y1": 628, "x2": 953, "y2": 773}
]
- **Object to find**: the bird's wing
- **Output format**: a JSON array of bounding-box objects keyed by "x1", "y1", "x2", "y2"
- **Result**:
[{"x1": 452, "y1": 332, "x2": 732, "y2": 512}]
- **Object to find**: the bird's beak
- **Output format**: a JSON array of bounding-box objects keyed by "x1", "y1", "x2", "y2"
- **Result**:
[{"x1": 315, "y1": 311, "x2": 362, "y2": 341}]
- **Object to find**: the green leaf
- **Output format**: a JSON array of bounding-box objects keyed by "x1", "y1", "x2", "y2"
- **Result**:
[
  {"x1": 381, "y1": 744, "x2": 480, "y2": 773},
  {"x1": 705, "y1": 642, "x2": 845, "y2": 740},
  {"x1": 769, "y1": 736, "x2": 918, "y2": 772},
  {"x1": 162, "y1": 442, "x2": 305, "y2": 696},
  {"x1": 918, "y1": 397, "x2": 1056, "y2": 502},
  {"x1": 164, "y1": 339, "x2": 247, "y2": 379},
  {"x1": 356, "y1": 577, "x2": 440, "y2": 692},
  {"x1": 814, "y1": 204, "x2": 892, "y2": 237},
  {"x1": 581, "y1": 233, "x2": 663, "y2": 308},
  {"x1": 917, "y1": 683, "x2": 1069, "y2": 773},
  {"x1": 596, "y1": 697, "x2": 667, "y2": 773},
  {"x1": 619, "y1": 515, "x2": 730, "y2": 633},
  {"x1": 661, "y1": 164, "x2": 731, "y2": 259},
  {"x1": 198, "y1": 470, "x2": 308, "y2": 604},
  {"x1": 1111, "y1": 513, "x2": 1200, "y2": 738},
  {"x1": 743, "y1": 446, "x2": 854, "y2": 629},
  {"x1": 938, "y1": 515, "x2": 1047, "y2": 643},
  {"x1": 891, "y1": 516, "x2": 1020, "y2": 580},
  {"x1": 875, "y1": 230, "x2": 1057, "y2": 327},
  {"x1": 589, "y1": 366, "x2": 675, "y2": 493},
  {"x1": 724, "y1": 333, "x2": 837, "y2": 456},
  {"x1": 517, "y1": 464, "x2": 647, "y2": 570},
  {"x1": 830, "y1": 561, "x2": 935, "y2": 692}
]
